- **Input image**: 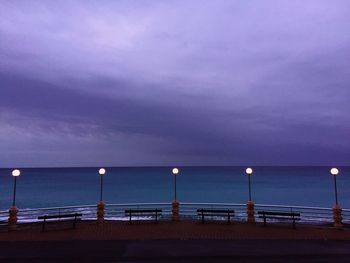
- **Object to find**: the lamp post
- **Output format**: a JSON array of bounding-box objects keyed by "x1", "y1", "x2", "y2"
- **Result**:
[
  {"x1": 12, "y1": 169, "x2": 20, "y2": 207},
  {"x1": 330, "y1": 168, "x2": 342, "y2": 228},
  {"x1": 330, "y1": 168, "x2": 339, "y2": 205},
  {"x1": 246, "y1": 167, "x2": 253, "y2": 201},
  {"x1": 245, "y1": 167, "x2": 255, "y2": 224},
  {"x1": 171, "y1": 168, "x2": 180, "y2": 221},
  {"x1": 99, "y1": 168, "x2": 106, "y2": 202},
  {"x1": 172, "y1": 168, "x2": 179, "y2": 200},
  {"x1": 8, "y1": 169, "x2": 20, "y2": 231},
  {"x1": 97, "y1": 168, "x2": 106, "y2": 224}
]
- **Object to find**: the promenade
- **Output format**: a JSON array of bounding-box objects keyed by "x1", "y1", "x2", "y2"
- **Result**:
[
  {"x1": 1, "y1": 168, "x2": 349, "y2": 261},
  {"x1": 1, "y1": 220, "x2": 350, "y2": 241},
  {"x1": 0, "y1": 221, "x2": 350, "y2": 262}
]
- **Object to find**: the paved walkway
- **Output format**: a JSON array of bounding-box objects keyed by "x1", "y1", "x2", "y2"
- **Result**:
[
  {"x1": 0, "y1": 220, "x2": 349, "y2": 241},
  {"x1": 0, "y1": 239, "x2": 350, "y2": 262},
  {"x1": 1, "y1": 221, "x2": 350, "y2": 262}
]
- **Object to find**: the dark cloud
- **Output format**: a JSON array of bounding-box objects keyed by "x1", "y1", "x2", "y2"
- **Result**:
[{"x1": 0, "y1": 0, "x2": 350, "y2": 167}]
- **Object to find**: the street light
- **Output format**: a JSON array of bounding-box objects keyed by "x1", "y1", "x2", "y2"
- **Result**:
[
  {"x1": 172, "y1": 168, "x2": 179, "y2": 200},
  {"x1": 246, "y1": 168, "x2": 253, "y2": 201},
  {"x1": 12, "y1": 169, "x2": 20, "y2": 207},
  {"x1": 330, "y1": 168, "x2": 339, "y2": 205},
  {"x1": 99, "y1": 168, "x2": 106, "y2": 202}
]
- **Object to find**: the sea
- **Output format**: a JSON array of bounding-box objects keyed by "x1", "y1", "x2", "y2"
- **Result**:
[{"x1": 0, "y1": 166, "x2": 349, "y2": 211}]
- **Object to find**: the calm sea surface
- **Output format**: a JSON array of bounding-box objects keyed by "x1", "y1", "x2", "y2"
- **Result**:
[{"x1": 0, "y1": 166, "x2": 349, "y2": 210}]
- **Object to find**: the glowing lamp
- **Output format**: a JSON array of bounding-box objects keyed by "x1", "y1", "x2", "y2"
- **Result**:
[
  {"x1": 330, "y1": 168, "x2": 339, "y2": 176},
  {"x1": 246, "y1": 167, "x2": 253, "y2": 175},
  {"x1": 99, "y1": 168, "x2": 106, "y2": 175},
  {"x1": 12, "y1": 169, "x2": 20, "y2": 177},
  {"x1": 172, "y1": 168, "x2": 179, "y2": 175}
]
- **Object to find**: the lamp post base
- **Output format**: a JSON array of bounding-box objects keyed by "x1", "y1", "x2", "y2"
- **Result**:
[
  {"x1": 247, "y1": 201, "x2": 255, "y2": 224},
  {"x1": 97, "y1": 201, "x2": 105, "y2": 224},
  {"x1": 333, "y1": 204, "x2": 343, "y2": 229},
  {"x1": 172, "y1": 200, "x2": 180, "y2": 221},
  {"x1": 8, "y1": 206, "x2": 18, "y2": 231}
]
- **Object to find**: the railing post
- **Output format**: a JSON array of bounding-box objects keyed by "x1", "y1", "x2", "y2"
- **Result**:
[
  {"x1": 247, "y1": 201, "x2": 255, "y2": 224},
  {"x1": 333, "y1": 204, "x2": 343, "y2": 229},
  {"x1": 172, "y1": 200, "x2": 180, "y2": 221},
  {"x1": 8, "y1": 206, "x2": 18, "y2": 231},
  {"x1": 97, "y1": 201, "x2": 105, "y2": 224}
]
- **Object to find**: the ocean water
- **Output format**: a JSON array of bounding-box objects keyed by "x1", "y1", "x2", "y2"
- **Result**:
[{"x1": 0, "y1": 166, "x2": 349, "y2": 210}]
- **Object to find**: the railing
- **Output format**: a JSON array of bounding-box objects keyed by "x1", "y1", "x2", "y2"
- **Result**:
[
  {"x1": 105, "y1": 203, "x2": 172, "y2": 220},
  {"x1": 0, "y1": 210, "x2": 8, "y2": 226},
  {"x1": 181, "y1": 202, "x2": 247, "y2": 220},
  {"x1": 344, "y1": 209, "x2": 350, "y2": 224},
  {"x1": 0, "y1": 205, "x2": 97, "y2": 224},
  {"x1": 254, "y1": 204, "x2": 349, "y2": 224},
  {"x1": 0, "y1": 202, "x2": 349, "y2": 225},
  {"x1": 181, "y1": 202, "x2": 350, "y2": 224}
]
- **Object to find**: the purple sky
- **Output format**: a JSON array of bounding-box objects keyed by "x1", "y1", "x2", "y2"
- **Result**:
[{"x1": 1, "y1": 0, "x2": 350, "y2": 167}]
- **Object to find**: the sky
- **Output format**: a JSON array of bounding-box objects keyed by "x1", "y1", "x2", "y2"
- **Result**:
[{"x1": 0, "y1": 0, "x2": 350, "y2": 167}]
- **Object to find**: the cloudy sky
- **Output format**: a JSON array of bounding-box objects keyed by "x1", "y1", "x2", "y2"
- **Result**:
[{"x1": 1, "y1": 0, "x2": 349, "y2": 167}]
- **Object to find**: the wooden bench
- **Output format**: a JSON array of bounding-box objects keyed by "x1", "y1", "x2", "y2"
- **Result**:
[
  {"x1": 38, "y1": 213, "x2": 82, "y2": 232},
  {"x1": 258, "y1": 211, "x2": 300, "y2": 228},
  {"x1": 197, "y1": 209, "x2": 235, "y2": 224},
  {"x1": 125, "y1": 209, "x2": 162, "y2": 223}
]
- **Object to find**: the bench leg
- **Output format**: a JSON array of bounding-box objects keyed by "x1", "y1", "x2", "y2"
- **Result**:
[
  {"x1": 155, "y1": 212, "x2": 158, "y2": 224},
  {"x1": 73, "y1": 216, "x2": 77, "y2": 229},
  {"x1": 42, "y1": 219, "x2": 46, "y2": 232},
  {"x1": 201, "y1": 213, "x2": 204, "y2": 224},
  {"x1": 263, "y1": 216, "x2": 266, "y2": 227},
  {"x1": 292, "y1": 218, "x2": 296, "y2": 229}
]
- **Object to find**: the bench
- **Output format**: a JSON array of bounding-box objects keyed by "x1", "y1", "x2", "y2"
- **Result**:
[
  {"x1": 258, "y1": 211, "x2": 300, "y2": 228},
  {"x1": 38, "y1": 213, "x2": 82, "y2": 232},
  {"x1": 197, "y1": 209, "x2": 235, "y2": 224},
  {"x1": 125, "y1": 209, "x2": 162, "y2": 223}
]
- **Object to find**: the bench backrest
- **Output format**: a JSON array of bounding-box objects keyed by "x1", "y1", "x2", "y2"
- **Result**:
[
  {"x1": 125, "y1": 209, "x2": 162, "y2": 214},
  {"x1": 38, "y1": 213, "x2": 82, "y2": 220},
  {"x1": 258, "y1": 211, "x2": 300, "y2": 217},
  {"x1": 197, "y1": 209, "x2": 234, "y2": 213}
]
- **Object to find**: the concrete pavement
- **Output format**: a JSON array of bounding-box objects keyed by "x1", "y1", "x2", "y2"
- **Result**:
[{"x1": 0, "y1": 239, "x2": 349, "y2": 262}]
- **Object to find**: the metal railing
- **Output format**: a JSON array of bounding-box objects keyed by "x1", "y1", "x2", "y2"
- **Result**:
[
  {"x1": 0, "y1": 202, "x2": 349, "y2": 225},
  {"x1": 0, "y1": 210, "x2": 8, "y2": 226},
  {"x1": 254, "y1": 204, "x2": 348, "y2": 224},
  {"x1": 181, "y1": 202, "x2": 247, "y2": 220},
  {"x1": 0, "y1": 205, "x2": 97, "y2": 224},
  {"x1": 105, "y1": 202, "x2": 172, "y2": 220},
  {"x1": 182, "y1": 202, "x2": 350, "y2": 224}
]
